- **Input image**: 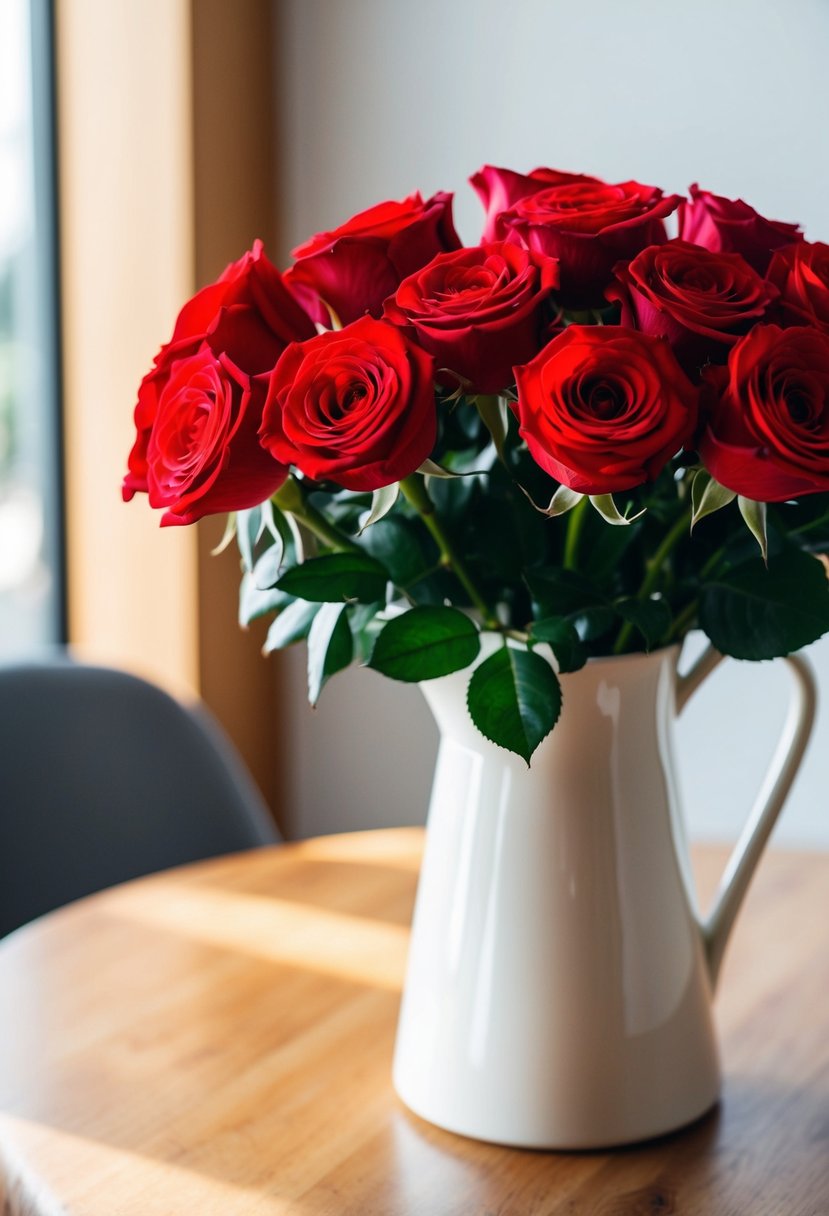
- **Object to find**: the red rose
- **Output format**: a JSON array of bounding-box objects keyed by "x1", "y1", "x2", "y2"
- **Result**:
[
  {"x1": 124, "y1": 241, "x2": 313, "y2": 512},
  {"x1": 470, "y1": 165, "x2": 601, "y2": 243},
  {"x1": 699, "y1": 324, "x2": 829, "y2": 501},
  {"x1": 501, "y1": 179, "x2": 681, "y2": 306},
  {"x1": 608, "y1": 240, "x2": 777, "y2": 375},
  {"x1": 677, "y1": 184, "x2": 803, "y2": 274},
  {"x1": 260, "y1": 316, "x2": 436, "y2": 491},
  {"x1": 768, "y1": 241, "x2": 829, "y2": 334},
  {"x1": 383, "y1": 242, "x2": 560, "y2": 394},
  {"x1": 514, "y1": 326, "x2": 698, "y2": 494},
  {"x1": 284, "y1": 193, "x2": 461, "y2": 327},
  {"x1": 143, "y1": 318, "x2": 288, "y2": 527}
]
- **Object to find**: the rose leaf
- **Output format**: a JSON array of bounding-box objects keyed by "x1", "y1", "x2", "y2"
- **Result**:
[
  {"x1": 700, "y1": 548, "x2": 829, "y2": 660},
  {"x1": 276, "y1": 553, "x2": 390, "y2": 603},
  {"x1": 466, "y1": 646, "x2": 561, "y2": 764},
  {"x1": 263, "y1": 597, "x2": 320, "y2": 651},
  {"x1": 369, "y1": 606, "x2": 480, "y2": 682},
  {"x1": 528, "y1": 617, "x2": 587, "y2": 672},
  {"x1": 306, "y1": 602, "x2": 353, "y2": 706}
]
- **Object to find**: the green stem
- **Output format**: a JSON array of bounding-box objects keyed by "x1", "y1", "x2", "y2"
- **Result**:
[
  {"x1": 300, "y1": 501, "x2": 362, "y2": 553},
  {"x1": 272, "y1": 484, "x2": 361, "y2": 554},
  {"x1": 669, "y1": 598, "x2": 699, "y2": 642},
  {"x1": 614, "y1": 506, "x2": 693, "y2": 654},
  {"x1": 563, "y1": 496, "x2": 589, "y2": 570},
  {"x1": 400, "y1": 474, "x2": 499, "y2": 628},
  {"x1": 700, "y1": 544, "x2": 727, "y2": 581}
]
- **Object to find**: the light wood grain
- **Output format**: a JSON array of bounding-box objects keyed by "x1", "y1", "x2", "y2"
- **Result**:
[{"x1": 0, "y1": 830, "x2": 827, "y2": 1215}]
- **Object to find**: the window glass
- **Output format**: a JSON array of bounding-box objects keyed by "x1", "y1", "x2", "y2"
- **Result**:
[{"x1": 0, "y1": 0, "x2": 62, "y2": 656}]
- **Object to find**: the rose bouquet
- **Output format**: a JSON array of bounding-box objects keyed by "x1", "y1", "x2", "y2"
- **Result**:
[{"x1": 124, "y1": 167, "x2": 829, "y2": 761}]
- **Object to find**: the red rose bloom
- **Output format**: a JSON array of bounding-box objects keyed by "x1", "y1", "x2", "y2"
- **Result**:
[
  {"x1": 260, "y1": 316, "x2": 436, "y2": 491},
  {"x1": 768, "y1": 241, "x2": 829, "y2": 334},
  {"x1": 608, "y1": 240, "x2": 777, "y2": 375},
  {"x1": 677, "y1": 184, "x2": 803, "y2": 274},
  {"x1": 124, "y1": 241, "x2": 312, "y2": 523},
  {"x1": 284, "y1": 192, "x2": 461, "y2": 327},
  {"x1": 470, "y1": 164, "x2": 601, "y2": 243},
  {"x1": 514, "y1": 326, "x2": 698, "y2": 494},
  {"x1": 383, "y1": 242, "x2": 560, "y2": 394},
  {"x1": 501, "y1": 179, "x2": 681, "y2": 306},
  {"x1": 699, "y1": 324, "x2": 829, "y2": 501},
  {"x1": 143, "y1": 318, "x2": 288, "y2": 527}
]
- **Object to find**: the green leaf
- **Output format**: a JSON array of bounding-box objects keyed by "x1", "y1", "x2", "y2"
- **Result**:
[
  {"x1": 525, "y1": 567, "x2": 606, "y2": 616},
  {"x1": 359, "y1": 517, "x2": 433, "y2": 586},
  {"x1": 570, "y1": 606, "x2": 617, "y2": 642},
  {"x1": 252, "y1": 507, "x2": 303, "y2": 589},
  {"x1": 738, "y1": 496, "x2": 768, "y2": 564},
  {"x1": 236, "y1": 506, "x2": 261, "y2": 573},
  {"x1": 306, "y1": 602, "x2": 353, "y2": 705},
  {"x1": 369, "y1": 606, "x2": 480, "y2": 682},
  {"x1": 239, "y1": 573, "x2": 289, "y2": 627},
  {"x1": 528, "y1": 617, "x2": 587, "y2": 672},
  {"x1": 700, "y1": 549, "x2": 829, "y2": 660},
  {"x1": 348, "y1": 602, "x2": 385, "y2": 664},
  {"x1": 358, "y1": 483, "x2": 400, "y2": 533},
  {"x1": 691, "y1": 469, "x2": 737, "y2": 530},
  {"x1": 276, "y1": 553, "x2": 390, "y2": 603},
  {"x1": 615, "y1": 597, "x2": 672, "y2": 650},
  {"x1": 263, "y1": 598, "x2": 320, "y2": 652},
  {"x1": 466, "y1": 646, "x2": 562, "y2": 764},
  {"x1": 589, "y1": 494, "x2": 646, "y2": 526},
  {"x1": 252, "y1": 544, "x2": 285, "y2": 591}
]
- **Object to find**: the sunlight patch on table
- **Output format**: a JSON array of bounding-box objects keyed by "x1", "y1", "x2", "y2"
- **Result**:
[
  {"x1": 0, "y1": 1114, "x2": 305, "y2": 1216},
  {"x1": 290, "y1": 828, "x2": 423, "y2": 872},
  {"x1": 103, "y1": 884, "x2": 409, "y2": 990}
]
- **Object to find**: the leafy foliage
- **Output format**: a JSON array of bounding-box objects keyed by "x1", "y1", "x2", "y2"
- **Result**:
[
  {"x1": 232, "y1": 411, "x2": 829, "y2": 761},
  {"x1": 467, "y1": 646, "x2": 562, "y2": 764}
]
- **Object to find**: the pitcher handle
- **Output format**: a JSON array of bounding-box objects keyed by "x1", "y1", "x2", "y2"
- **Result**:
[{"x1": 676, "y1": 644, "x2": 818, "y2": 990}]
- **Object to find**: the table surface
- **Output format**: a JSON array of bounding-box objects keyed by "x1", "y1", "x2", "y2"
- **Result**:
[{"x1": 0, "y1": 829, "x2": 826, "y2": 1216}]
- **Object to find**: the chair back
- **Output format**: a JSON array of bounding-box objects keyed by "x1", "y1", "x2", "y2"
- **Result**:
[{"x1": 0, "y1": 658, "x2": 279, "y2": 937}]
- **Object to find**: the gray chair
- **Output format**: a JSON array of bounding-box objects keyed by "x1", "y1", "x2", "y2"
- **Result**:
[{"x1": 0, "y1": 656, "x2": 280, "y2": 938}]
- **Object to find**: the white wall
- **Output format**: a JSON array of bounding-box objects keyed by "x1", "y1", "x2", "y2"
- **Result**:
[{"x1": 273, "y1": 0, "x2": 829, "y2": 846}]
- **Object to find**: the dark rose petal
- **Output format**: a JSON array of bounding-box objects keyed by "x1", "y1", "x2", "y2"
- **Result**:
[
  {"x1": 678, "y1": 185, "x2": 803, "y2": 274},
  {"x1": 285, "y1": 193, "x2": 461, "y2": 326},
  {"x1": 384, "y1": 242, "x2": 560, "y2": 393},
  {"x1": 699, "y1": 324, "x2": 829, "y2": 500}
]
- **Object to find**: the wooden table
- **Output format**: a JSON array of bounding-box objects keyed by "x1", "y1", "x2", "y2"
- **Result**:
[{"x1": 0, "y1": 830, "x2": 826, "y2": 1216}]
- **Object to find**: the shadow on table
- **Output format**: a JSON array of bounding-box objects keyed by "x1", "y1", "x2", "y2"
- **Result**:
[{"x1": 3, "y1": 1070, "x2": 827, "y2": 1215}]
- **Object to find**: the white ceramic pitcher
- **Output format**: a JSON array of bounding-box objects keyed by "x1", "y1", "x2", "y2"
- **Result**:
[{"x1": 393, "y1": 640, "x2": 816, "y2": 1149}]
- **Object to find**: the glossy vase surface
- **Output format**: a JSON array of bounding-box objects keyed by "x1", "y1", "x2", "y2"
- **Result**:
[{"x1": 392, "y1": 642, "x2": 815, "y2": 1149}]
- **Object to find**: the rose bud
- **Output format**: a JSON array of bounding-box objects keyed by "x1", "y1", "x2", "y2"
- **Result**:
[
  {"x1": 767, "y1": 241, "x2": 829, "y2": 335},
  {"x1": 470, "y1": 164, "x2": 601, "y2": 243},
  {"x1": 501, "y1": 179, "x2": 681, "y2": 307},
  {"x1": 284, "y1": 192, "x2": 461, "y2": 328},
  {"x1": 124, "y1": 241, "x2": 313, "y2": 522},
  {"x1": 384, "y1": 242, "x2": 560, "y2": 394},
  {"x1": 677, "y1": 184, "x2": 803, "y2": 274},
  {"x1": 514, "y1": 325, "x2": 698, "y2": 495},
  {"x1": 260, "y1": 316, "x2": 436, "y2": 492},
  {"x1": 699, "y1": 324, "x2": 829, "y2": 501}
]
